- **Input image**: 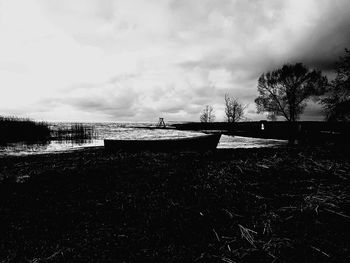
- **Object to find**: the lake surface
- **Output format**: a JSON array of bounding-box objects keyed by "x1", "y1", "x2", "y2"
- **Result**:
[{"x1": 0, "y1": 122, "x2": 288, "y2": 156}]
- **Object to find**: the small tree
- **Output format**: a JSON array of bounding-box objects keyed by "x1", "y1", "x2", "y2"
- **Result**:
[
  {"x1": 224, "y1": 94, "x2": 245, "y2": 123},
  {"x1": 321, "y1": 49, "x2": 350, "y2": 121},
  {"x1": 200, "y1": 105, "x2": 215, "y2": 123},
  {"x1": 255, "y1": 63, "x2": 327, "y2": 122}
]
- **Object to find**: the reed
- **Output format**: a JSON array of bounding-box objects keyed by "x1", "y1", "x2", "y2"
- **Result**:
[
  {"x1": 0, "y1": 116, "x2": 96, "y2": 144},
  {"x1": 50, "y1": 123, "x2": 96, "y2": 141},
  {"x1": 0, "y1": 116, "x2": 50, "y2": 143}
]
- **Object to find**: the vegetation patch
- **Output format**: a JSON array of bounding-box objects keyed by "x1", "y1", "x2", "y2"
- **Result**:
[
  {"x1": 0, "y1": 147, "x2": 349, "y2": 262},
  {"x1": 0, "y1": 116, "x2": 50, "y2": 144},
  {"x1": 0, "y1": 116, "x2": 95, "y2": 144}
]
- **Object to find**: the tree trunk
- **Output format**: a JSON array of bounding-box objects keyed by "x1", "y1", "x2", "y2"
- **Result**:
[{"x1": 287, "y1": 121, "x2": 297, "y2": 146}]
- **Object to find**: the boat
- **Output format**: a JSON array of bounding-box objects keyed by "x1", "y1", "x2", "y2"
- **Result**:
[{"x1": 104, "y1": 133, "x2": 221, "y2": 152}]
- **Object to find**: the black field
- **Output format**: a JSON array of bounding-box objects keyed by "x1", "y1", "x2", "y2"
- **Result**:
[{"x1": 0, "y1": 147, "x2": 349, "y2": 262}]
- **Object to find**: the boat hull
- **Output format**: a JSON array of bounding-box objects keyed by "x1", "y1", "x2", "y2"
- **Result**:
[{"x1": 104, "y1": 133, "x2": 221, "y2": 152}]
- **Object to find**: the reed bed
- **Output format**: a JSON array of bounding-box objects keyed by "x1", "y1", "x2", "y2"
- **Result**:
[
  {"x1": 0, "y1": 116, "x2": 96, "y2": 144},
  {"x1": 0, "y1": 146, "x2": 349, "y2": 262},
  {"x1": 50, "y1": 123, "x2": 96, "y2": 141},
  {"x1": 0, "y1": 116, "x2": 50, "y2": 143}
]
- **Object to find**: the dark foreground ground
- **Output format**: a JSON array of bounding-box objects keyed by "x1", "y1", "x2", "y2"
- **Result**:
[{"x1": 0, "y1": 146, "x2": 349, "y2": 263}]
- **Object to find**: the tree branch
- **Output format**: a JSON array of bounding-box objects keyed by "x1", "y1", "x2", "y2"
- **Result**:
[{"x1": 262, "y1": 83, "x2": 290, "y2": 121}]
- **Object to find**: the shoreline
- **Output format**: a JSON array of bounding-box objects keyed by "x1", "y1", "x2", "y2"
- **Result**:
[
  {"x1": 1, "y1": 146, "x2": 349, "y2": 262},
  {"x1": 0, "y1": 133, "x2": 289, "y2": 158}
]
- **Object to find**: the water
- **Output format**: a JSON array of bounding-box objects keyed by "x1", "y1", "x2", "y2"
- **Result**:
[{"x1": 0, "y1": 122, "x2": 287, "y2": 156}]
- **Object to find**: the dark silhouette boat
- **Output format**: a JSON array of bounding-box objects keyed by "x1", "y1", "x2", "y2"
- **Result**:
[{"x1": 104, "y1": 133, "x2": 221, "y2": 152}]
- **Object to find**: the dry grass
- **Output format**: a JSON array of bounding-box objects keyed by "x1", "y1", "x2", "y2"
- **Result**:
[{"x1": 0, "y1": 146, "x2": 349, "y2": 262}]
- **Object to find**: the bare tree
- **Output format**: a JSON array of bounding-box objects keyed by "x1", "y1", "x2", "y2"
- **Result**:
[
  {"x1": 224, "y1": 94, "x2": 245, "y2": 123},
  {"x1": 255, "y1": 63, "x2": 327, "y2": 122},
  {"x1": 200, "y1": 105, "x2": 215, "y2": 123}
]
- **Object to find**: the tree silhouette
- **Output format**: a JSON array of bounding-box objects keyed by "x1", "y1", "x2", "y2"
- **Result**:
[
  {"x1": 321, "y1": 49, "x2": 350, "y2": 121},
  {"x1": 224, "y1": 94, "x2": 245, "y2": 123},
  {"x1": 255, "y1": 63, "x2": 327, "y2": 122},
  {"x1": 200, "y1": 105, "x2": 215, "y2": 123}
]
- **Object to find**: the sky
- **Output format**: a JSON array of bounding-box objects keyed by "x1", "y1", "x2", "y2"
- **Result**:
[{"x1": 0, "y1": 0, "x2": 350, "y2": 122}]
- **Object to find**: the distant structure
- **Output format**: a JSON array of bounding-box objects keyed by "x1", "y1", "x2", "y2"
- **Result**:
[
  {"x1": 260, "y1": 120, "x2": 267, "y2": 131},
  {"x1": 157, "y1": 117, "x2": 166, "y2": 128}
]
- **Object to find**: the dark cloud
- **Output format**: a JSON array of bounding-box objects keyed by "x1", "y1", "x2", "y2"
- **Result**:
[
  {"x1": 177, "y1": 0, "x2": 350, "y2": 71},
  {"x1": 285, "y1": 2, "x2": 350, "y2": 71},
  {"x1": 69, "y1": 93, "x2": 139, "y2": 119},
  {"x1": 2, "y1": 0, "x2": 350, "y2": 121}
]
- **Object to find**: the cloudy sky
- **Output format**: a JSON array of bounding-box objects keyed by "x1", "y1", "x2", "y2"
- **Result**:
[{"x1": 0, "y1": 0, "x2": 349, "y2": 122}]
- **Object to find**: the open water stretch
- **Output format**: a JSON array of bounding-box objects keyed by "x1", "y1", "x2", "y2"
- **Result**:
[{"x1": 0, "y1": 122, "x2": 287, "y2": 156}]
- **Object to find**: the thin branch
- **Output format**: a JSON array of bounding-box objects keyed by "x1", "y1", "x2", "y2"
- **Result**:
[{"x1": 262, "y1": 84, "x2": 290, "y2": 121}]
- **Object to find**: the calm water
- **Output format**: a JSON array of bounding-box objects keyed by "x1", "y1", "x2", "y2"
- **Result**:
[{"x1": 0, "y1": 122, "x2": 287, "y2": 156}]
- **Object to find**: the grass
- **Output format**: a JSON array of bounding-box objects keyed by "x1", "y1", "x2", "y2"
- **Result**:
[
  {"x1": 0, "y1": 116, "x2": 96, "y2": 144},
  {"x1": 0, "y1": 146, "x2": 349, "y2": 262},
  {"x1": 0, "y1": 116, "x2": 50, "y2": 143}
]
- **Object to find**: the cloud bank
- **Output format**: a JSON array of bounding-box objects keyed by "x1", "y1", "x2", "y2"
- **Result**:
[{"x1": 0, "y1": 0, "x2": 349, "y2": 121}]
